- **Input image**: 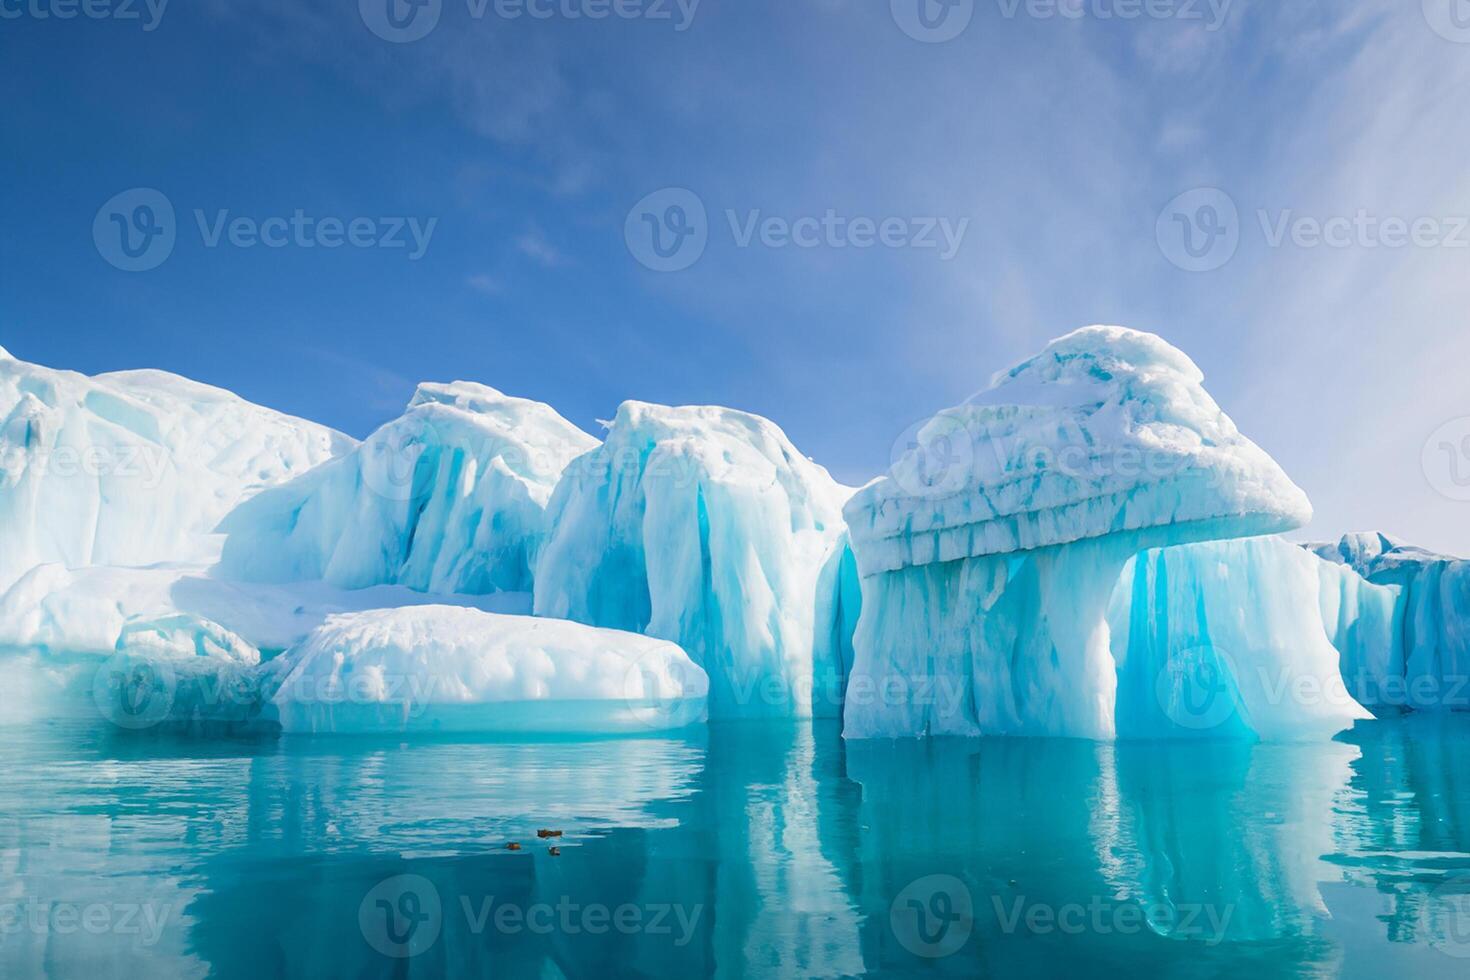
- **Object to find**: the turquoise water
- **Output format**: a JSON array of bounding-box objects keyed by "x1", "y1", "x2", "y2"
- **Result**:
[{"x1": 2, "y1": 716, "x2": 1469, "y2": 978}]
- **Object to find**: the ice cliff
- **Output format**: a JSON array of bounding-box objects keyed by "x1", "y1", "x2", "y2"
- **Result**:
[
  {"x1": 219, "y1": 382, "x2": 598, "y2": 595},
  {"x1": 1112, "y1": 536, "x2": 1373, "y2": 738},
  {"x1": 841, "y1": 326, "x2": 1335, "y2": 739},
  {"x1": 533, "y1": 402, "x2": 858, "y2": 719},
  {"x1": 1310, "y1": 532, "x2": 1470, "y2": 711}
]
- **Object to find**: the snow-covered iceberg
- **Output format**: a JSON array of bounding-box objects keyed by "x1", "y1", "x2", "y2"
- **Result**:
[
  {"x1": 533, "y1": 402, "x2": 857, "y2": 719},
  {"x1": 843, "y1": 326, "x2": 1318, "y2": 739},
  {"x1": 1310, "y1": 532, "x2": 1470, "y2": 711},
  {"x1": 266, "y1": 606, "x2": 708, "y2": 734},
  {"x1": 220, "y1": 382, "x2": 598, "y2": 596},
  {"x1": 0, "y1": 351, "x2": 350, "y2": 588}
]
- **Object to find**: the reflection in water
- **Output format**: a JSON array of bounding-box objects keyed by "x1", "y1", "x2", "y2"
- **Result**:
[{"x1": 2, "y1": 718, "x2": 1470, "y2": 977}]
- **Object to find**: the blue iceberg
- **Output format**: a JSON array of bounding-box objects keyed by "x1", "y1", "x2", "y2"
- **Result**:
[
  {"x1": 842, "y1": 326, "x2": 1325, "y2": 739},
  {"x1": 533, "y1": 402, "x2": 856, "y2": 719}
]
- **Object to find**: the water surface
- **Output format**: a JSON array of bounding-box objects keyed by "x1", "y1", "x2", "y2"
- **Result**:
[{"x1": 2, "y1": 716, "x2": 1469, "y2": 977}]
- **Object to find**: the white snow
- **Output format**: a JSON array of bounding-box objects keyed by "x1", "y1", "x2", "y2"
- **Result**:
[
  {"x1": 267, "y1": 605, "x2": 708, "y2": 734},
  {"x1": 0, "y1": 561, "x2": 531, "y2": 659},
  {"x1": 219, "y1": 381, "x2": 598, "y2": 596},
  {"x1": 845, "y1": 325, "x2": 1312, "y2": 576},
  {"x1": 533, "y1": 401, "x2": 857, "y2": 719},
  {"x1": 0, "y1": 353, "x2": 351, "y2": 589},
  {"x1": 843, "y1": 327, "x2": 1317, "y2": 739}
]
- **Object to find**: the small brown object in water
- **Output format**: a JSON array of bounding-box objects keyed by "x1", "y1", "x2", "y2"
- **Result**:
[
  {"x1": 537, "y1": 829, "x2": 563, "y2": 839},
  {"x1": 506, "y1": 843, "x2": 522, "y2": 851}
]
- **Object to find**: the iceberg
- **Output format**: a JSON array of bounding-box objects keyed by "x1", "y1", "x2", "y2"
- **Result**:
[
  {"x1": 266, "y1": 606, "x2": 708, "y2": 734},
  {"x1": 0, "y1": 601, "x2": 266, "y2": 731},
  {"x1": 843, "y1": 326, "x2": 1317, "y2": 739},
  {"x1": 219, "y1": 382, "x2": 597, "y2": 596},
  {"x1": 1310, "y1": 532, "x2": 1470, "y2": 711},
  {"x1": 533, "y1": 402, "x2": 856, "y2": 719},
  {"x1": 1111, "y1": 536, "x2": 1371, "y2": 739},
  {"x1": 0, "y1": 352, "x2": 351, "y2": 588}
]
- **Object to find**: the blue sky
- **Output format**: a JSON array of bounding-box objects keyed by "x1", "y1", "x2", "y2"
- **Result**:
[{"x1": 4, "y1": 0, "x2": 1470, "y2": 553}]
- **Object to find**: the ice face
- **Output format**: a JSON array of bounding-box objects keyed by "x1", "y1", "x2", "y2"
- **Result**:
[
  {"x1": 1310, "y1": 533, "x2": 1470, "y2": 711},
  {"x1": 266, "y1": 606, "x2": 708, "y2": 734},
  {"x1": 0, "y1": 353, "x2": 351, "y2": 589},
  {"x1": 533, "y1": 401, "x2": 857, "y2": 719},
  {"x1": 219, "y1": 382, "x2": 599, "y2": 596},
  {"x1": 843, "y1": 327, "x2": 1315, "y2": 739},
  {"x1": 1110, "y1": 536, "x2": 1371, "y2": 739}
]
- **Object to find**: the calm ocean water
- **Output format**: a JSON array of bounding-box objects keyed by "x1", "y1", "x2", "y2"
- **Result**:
[{"x1": 2, "y1": 715, "x2": 1468, "y2": 978}]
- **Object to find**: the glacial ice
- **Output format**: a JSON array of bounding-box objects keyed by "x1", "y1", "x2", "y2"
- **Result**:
[
  {"x1": 843, "y1": 327, "x2": 1317, "y2": 739},
  {"x1": 220, "y1": 382, "x2": 598, "y2": 596},
  {"x1": 266, "y1": 606, "x2": 708, "y2": 734},
  {"x1": 0, "y1": 353, "x2": 351, "y2": 588},
  {"x1": 532, "y1": 401, "x2": 857, "y2": 719},
  {"x1": 1110, "y1": 536, "x2": 1371, "y2": 739},
  {"x1": 1310, "y1": 532, "x2": 1470, "y2": 711},
  {"x1": 0, "y1": 339, "x2": 1452, "y2": 743},
  {"x1": 0, "y1": 561, "x2": 530, "y2": 660}
]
